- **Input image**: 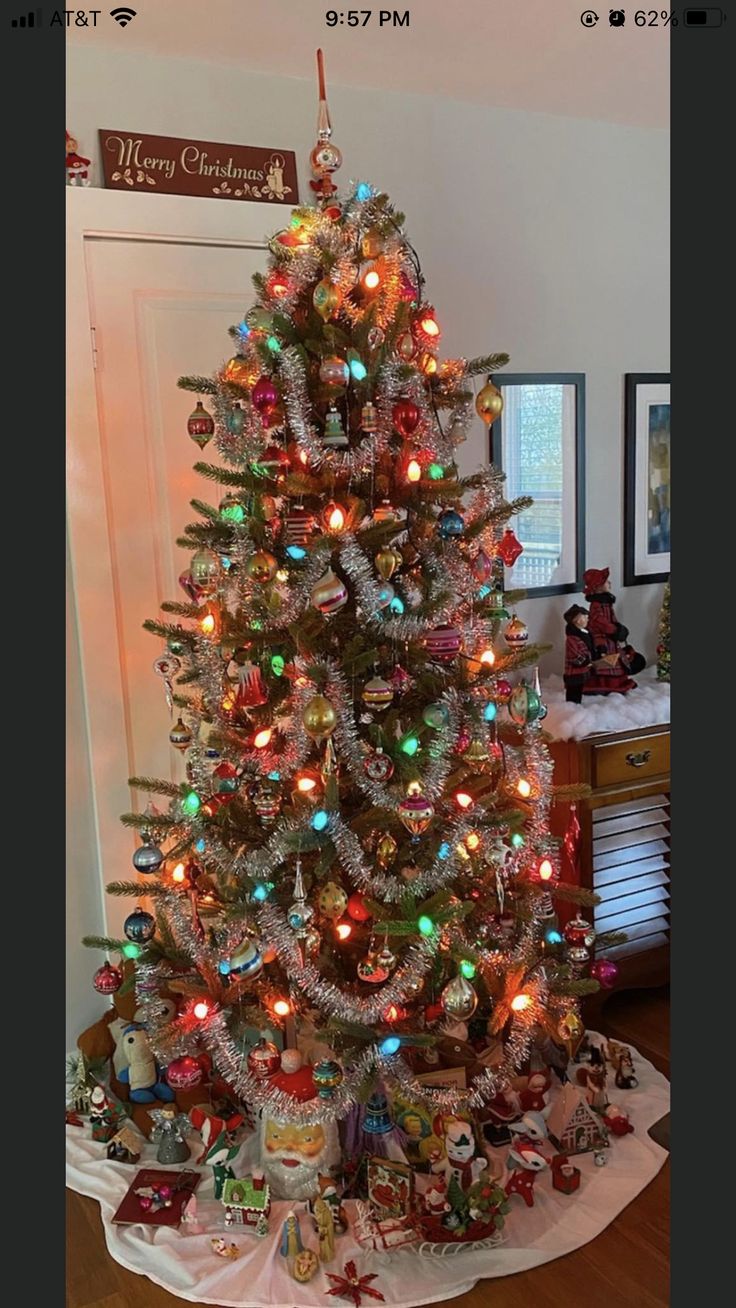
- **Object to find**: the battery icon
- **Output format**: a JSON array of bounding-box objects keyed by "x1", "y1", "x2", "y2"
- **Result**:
[{"x1": 684, "y1": 8, "x2": 724, "y2": 23}]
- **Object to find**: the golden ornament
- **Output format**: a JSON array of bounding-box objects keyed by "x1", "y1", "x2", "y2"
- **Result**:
[
  {"x1": 302, "y1": 695, "x2": 337, "y2": 741},
  {"x1": 361, "y1": 227, "x2": 383, "y2": 259},
  {"x1": 463, "y1": 738, "x2": 490, "y2": 773},
  {"x1": 376, "y1": 833, "x2": 398, "y2": 866},
  {"x1": 396, "y1": 331, "x2": 417, "y2": 362},
  {"x1": 313, "y1": 277, "x2": 341, "y2": 321},
  {"x1": 247, "y1": 550, "x2": 278, "y2": 583},
  {"x1": 475, "y1": 380, "x2": 504, "y2": 425},
  {"x1": 375, "y1": 547, "x2": 402, "y2": 581}
]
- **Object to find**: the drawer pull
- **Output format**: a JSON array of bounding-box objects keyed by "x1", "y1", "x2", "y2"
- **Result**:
[{"x1": 625, "y1": 749, "x2": 651, "y2": 769}]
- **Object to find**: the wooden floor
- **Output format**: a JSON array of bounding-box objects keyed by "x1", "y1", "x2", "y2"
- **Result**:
[{"x1": 66, "y1": 987, "x2": 669, "y2": 1308}]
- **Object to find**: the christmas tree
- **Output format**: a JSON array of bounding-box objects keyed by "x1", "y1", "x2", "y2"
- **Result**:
[
  {"x1": 84, "y1": 55, "x2": 618, "y2": 1181},
  {"x1": 656, "y1": 580, "x2": 670, "y2": 682}
]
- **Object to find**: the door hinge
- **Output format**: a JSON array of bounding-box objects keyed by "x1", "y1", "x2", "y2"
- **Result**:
[{"x1": 90, "y1": 325, "x2": 99, "y2": 371}]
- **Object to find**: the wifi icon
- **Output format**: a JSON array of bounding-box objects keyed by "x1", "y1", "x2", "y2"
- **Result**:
[{"x1": 110, "y1": 6, "x2": 136, "y2": 25}]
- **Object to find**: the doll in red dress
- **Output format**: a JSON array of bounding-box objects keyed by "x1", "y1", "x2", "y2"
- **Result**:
[{"x1": 583, "y1": 568, "x2": 645, "y2": 693}]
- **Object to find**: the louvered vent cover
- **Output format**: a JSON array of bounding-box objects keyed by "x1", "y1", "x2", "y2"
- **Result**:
[{"x1": 592, "y1": 792, "x2": 670, "y2": 960}]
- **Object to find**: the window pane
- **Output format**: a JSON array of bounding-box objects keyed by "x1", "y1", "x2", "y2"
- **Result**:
[{"x1": 498, "y1": 382, "x2": 578, "y2": 590}]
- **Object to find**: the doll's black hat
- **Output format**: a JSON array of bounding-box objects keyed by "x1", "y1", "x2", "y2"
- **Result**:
[{"x1": 564, "y1": 604, "x2": 588, "y2": 624}]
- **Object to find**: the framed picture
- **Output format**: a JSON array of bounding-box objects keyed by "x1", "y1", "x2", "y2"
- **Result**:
[
  {"x1": 492, "y1": 374, "x2": 585, "y2": 597},
  {"x1": 624, "y1": 374, "x2": 670, "y2": 585}
]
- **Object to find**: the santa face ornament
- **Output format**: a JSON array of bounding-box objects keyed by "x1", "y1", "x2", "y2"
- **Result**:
[{"x1": 259, "y1": 1115, "x2": 340, "y2": 1201}]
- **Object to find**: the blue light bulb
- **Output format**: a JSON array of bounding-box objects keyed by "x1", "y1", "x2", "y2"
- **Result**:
[
  {"x1": 252, "y1": 883, "x2": 269, "y2": 903},
  {"x1": 484, "y1": 702, "x2": 497, "y2": 722},
  {"x1": 195, "y1": 837, "x2": 206, "y2": 854},
  {"x1": 545, "y1": 928, "x2": 563, "y2": 946},
  {"x1": 379, "y1": 1036, "x2": 401, "y2": 1056},
  {"x1": 268, "y1": 770, "x2": 281, "y2": 781},
  {"x1": 312, "y1": 810, "x2": 329, "y2": 832},
  {"x1": 389, "y1": 596, "x2": 405, "y2": 614},
  {"x1": 349, "y1": 358, "x2": 367, "y2": 381},
  {"x1": 218, "y1": 959, "x2": 231, "y2": 975},
  {"x1": 356, "y1": 182, "x2": 373, "y2": 202},
  {"x1": 286, "y1": 545, "x2": 306, "y2": 561},
  {"x1": 438, "y1": 841, "x2": 451, "y2": 860}
]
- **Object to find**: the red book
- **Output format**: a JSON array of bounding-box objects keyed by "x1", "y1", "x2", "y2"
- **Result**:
[{"x1": 112, "y1": 1168, "x2": 200, "y2": 1227}]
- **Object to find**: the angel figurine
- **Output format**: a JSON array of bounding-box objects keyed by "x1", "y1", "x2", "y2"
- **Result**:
[{"x1": 151, "y1": 1105, "x2": 191, "y2": 1165}]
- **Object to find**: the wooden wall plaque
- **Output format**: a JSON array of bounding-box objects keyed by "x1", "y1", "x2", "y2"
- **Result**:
[{"x1": 99, "y1": 130, "x2": 298, "y2": 205}]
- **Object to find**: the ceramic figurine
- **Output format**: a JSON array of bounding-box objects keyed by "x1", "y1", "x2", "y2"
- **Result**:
[{"x1": 504, "y1": 1143, "x2": 549, "y2": 1207}]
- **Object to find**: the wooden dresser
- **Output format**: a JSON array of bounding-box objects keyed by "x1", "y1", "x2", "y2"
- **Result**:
[{"x1": 549, "y1": 723, "x2": 670, "y2": 1005}]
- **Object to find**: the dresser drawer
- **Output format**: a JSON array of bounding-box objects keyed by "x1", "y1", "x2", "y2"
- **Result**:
[{"x1": 591, "y1": 731, "x2": 670, "y2": 788}]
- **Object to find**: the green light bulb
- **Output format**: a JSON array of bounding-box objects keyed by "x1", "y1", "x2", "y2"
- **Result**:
[
  {"x1": 267, "y1": 336, "x2": 281, "y2": 353},
  {"x1": 511, "y1": 832, "x2": 525, "y2": 848},
  {"x1": 418, "y1": 915, "x2": 434, "y2": 937},
  {"x1": 428, "y1": 463, "x2": 444, "y2": 480},
  {"x1": 459, "y1": 959, "x2": 476, "y2": 979},
  {"x1": 400, "y1": 733, "x2": 420, "y2": 757},
  {"x1": 182, "y1": 790, "x2": 200, "y2": 816},
  {"x1": 122, "y1": 943, "x2": 141, "y2": 960},
  {"x1": 271, "y1": 654, "x2": 285, "y2": 676}
]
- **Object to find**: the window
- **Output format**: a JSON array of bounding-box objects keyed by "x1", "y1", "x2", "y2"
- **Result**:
[{"x1": 491, "y1": 374, "x2": 585, "y2": 597}]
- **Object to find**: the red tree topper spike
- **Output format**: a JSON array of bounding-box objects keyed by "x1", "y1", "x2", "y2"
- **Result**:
[{"x1": 325, "y1": 1260, "x2": 386, "y2": 1307}]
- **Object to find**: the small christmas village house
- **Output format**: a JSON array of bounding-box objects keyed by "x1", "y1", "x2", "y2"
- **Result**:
[
  {"x1": 546, "y1": 1085, "x2": 608, "y2": 1155},
  {"x1": 221, "y1": 1175, "x2": 270, "y2": 1234},
  {"x1": 106, "y1": 1124, "x2": 142, "y2": 1164}
]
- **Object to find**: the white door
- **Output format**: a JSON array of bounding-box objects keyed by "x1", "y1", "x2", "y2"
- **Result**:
[{"x1": 67, "y1": 190, "x2": 286, "y2": 961}]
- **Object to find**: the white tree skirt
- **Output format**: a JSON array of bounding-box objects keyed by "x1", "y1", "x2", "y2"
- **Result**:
[
  {"x1": 66, "y1": 1037, "x2": 669, "y2": 1307},
  {"x1": 541, "y1": 668, "x2": 670, "y2": 742}
]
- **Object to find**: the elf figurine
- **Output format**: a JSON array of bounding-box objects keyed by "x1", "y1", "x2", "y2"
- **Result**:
[
  {"x1": 563, "y1": 605, "x2": 609, "y2": 703},
  {"x1": 583, "y1": 567, "x2": 646, "y2": 693},
  {"x1": 66, "y1": 131, "x2": 91, "y2": 186}
]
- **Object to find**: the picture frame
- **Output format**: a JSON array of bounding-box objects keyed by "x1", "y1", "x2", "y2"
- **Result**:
[
  {"x1": 492, "y1": 373, "x2": 585, "y2": 597},
  {"x1": 624, "y1": 373, "x2": 670, "y2": 585}
]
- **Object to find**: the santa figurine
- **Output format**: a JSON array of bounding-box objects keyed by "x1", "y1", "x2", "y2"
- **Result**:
[
  {"x1": 583, "y1": 567, "x2": 646, "y2": 693},
  {"x1": 519, "y1": 1069, "x2": 550, "y2": 1113},
  {"x1": 422, "y1": 1173, "x2": 451, "y2": 1215},
  {"x1": 66, "y1": 131, "x2": 91, "y2": 186}
]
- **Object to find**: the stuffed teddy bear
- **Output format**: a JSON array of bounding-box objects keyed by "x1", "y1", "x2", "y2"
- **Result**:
[{"x1": 117, "y1": 1023, "x2": 175, "y2": 1104}]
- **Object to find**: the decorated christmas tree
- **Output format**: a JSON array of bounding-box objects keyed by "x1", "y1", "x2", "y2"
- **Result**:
[
  {"x1": 656, "y1": 580, "x2": 670, "y2": 682},
  {"x1": 84, "y1": 55, "x2": 621, "y2": 1210}
]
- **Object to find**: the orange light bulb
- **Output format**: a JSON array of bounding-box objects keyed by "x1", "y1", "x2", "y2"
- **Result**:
[
  {"x1": 253, "y1": 728, "x2": 273, "y2": 749},
  {"x1": 466, "y1": 832, "x2": 481, "y2": 851},
  {"x1": 298, "y1": 449, "x2": 309, "y2": 466},
  {"x1": 539, "y1": 858, "x2": 554, "y2": 881},
  {"x1": 335, "y1": 922, "x2": 352, "y2": 941},
  {"x1": 420, "y1": 315, "x2": 440, "y2": 338},
  {"x1": 171, "y1": 862, "x2": 187, "y2": 884},
  {"x1": 363, "y1": 268, "x2": 380, "y2": 290},
  {"x1": 511, "y1": 993, "x2": 532, "y2": 1013},
  {"x1": 324, "y1": 502, "x2": 346, "y2": 532},
  {"x1": 384, "y1": 1004, "x2": 399, "y2": 1023},
  {"x1": 200, "y1": 613, "x2": 216, "y2": 636},
  {"x1": 455, "y1": 791, "x2": 474, "y2": 810},
  {"x1": 407, "y1": 459, "x2": 422, "y2": 483},
  {"x1": 517, "y1": 778, "x2": 532, "y2": 799},
  {"x1": 193, "y1": 1000, "x2": 210, "y2": 1021},
  {"x1": 273, "y1": 998, "x2": 292, "y2": 1017},
  {"x1": 297, "y1": 775, "x2": 317, "y2": 794},
  {"x1": 480, "y1": 648, "x2": 496, "y2": 666}
]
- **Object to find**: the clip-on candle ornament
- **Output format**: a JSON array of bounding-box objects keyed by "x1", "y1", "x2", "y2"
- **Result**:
[{"x1": 153, "y1": 653, "x2": 181, "y2": 715}]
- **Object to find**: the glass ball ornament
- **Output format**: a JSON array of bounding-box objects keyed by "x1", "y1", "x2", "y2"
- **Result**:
[
  {"x1": 187, "y1": 400, "x2": 214, "y2": 449},
  {"x1": 590, "y1": 958, "x2": 619, "y2": 990},
  {"x1": 397, "y1": 787, "x2": 435, "y2": 838},
  {"x1": 347, "y1": 892, "x2": 372, "y2": 923},
  {"x1": 247, "y1": 1039, "x2": 281, "y2": 1079},
  {"x1": 225, "y1": 404, "x2": 245, "y2": 437},
  {"x1": 504, "y1": 614, "x2": 529, "y2": 651},
  {"x1": 319, "y1": 355, "x2": 350, "y2": 388},
  {"x1": 364, "y1": 746, "x2": 394, "y2": 783},
  {"x1": 475, "y1": 380, "x2": 504, "y2": 425},
  {"x1": 310, "y1": 139, "x2": 343, "y2": 175},
  {"x1": 375, "y1": 581, "x2": 395, "y2": 610},
  {"x1": 375, "y1": 546, "x2": 402, "y2": 580},
  {"x1": 227, "y1": 938, "x2": 264, "y2": 980},
  {"x1": 376, "y1": 833, "x2": 398, "y2": 866},
  {"x1": 441, "y1": 972, "x2": 478, "y2": 1020},
  {"x1": 318, "y1": 881, "x2": 348, "y2": 921},
  {"x1": 508, "y1": 682, "x2": 543, "y2": 727},
  {"x1": 495, "y1": 678, "x2": 513, "y2": 705},
  {"x1": 392, "y1": 398, "x2": 421, "y2": 438},
  {"x1": 190, "y1": 547, "x2": 221, "y2": 595},
  {"x1": 247, "y1": 550, "x2": 278, "y2": 583},
  {"x1": 124, "y1": 908, "x2": 155, "y2": 943},
  {"x1": 423, "y1": 702, "x2": 450, "y2": 730},
  {"x1": 251, "y1": 376, "x2": 280, "y2": 426},
  {"x1": 166, "y1": 1056, "x2": 203, "y2": 1091},
  {"x1": 93, "y1": 961, "x2": 123, "y2": 994},
  {"x1": 367, "y1": 326, "x2": 385, "y2": 350},
  {"x1": 313, "y1": 277, "x2": 341, "y2": 321},
  {"x1": 376, "y1": 942, "x2": 397, "y2": 971},
  {"x1": 361, "y1": 675, "x2": 393, "y2": 711},
  {"x1": 564, "y1": 916, "x2": 597, "y2": 949},
  {"x1": 169, "y1": 718, "x2": 192, "y2": 752},
  {"x1": 437, "y1": 509, "x2": 465, "y2": 539},
  {"x1": 424, "y1": 623, "x2": 463, "y2": 663},
  {"x1": 132, "y1": 841, "x2": 164, "y2": 875},
  {"x1": 472, "y1": 549, "x2": 494, "y2": 585},
  {"x1": 302, "y1": 694, "x2": 337, "y2": 741},
  {"x1": 312, "y1": 1058, "x2": 344, "y2": 1099},
  {"x1": 396, "y1": 331, "x2": 417, "y2": 362},
  {"x1": 311, "y1": 567, "x2": 348, "y2": 615}
]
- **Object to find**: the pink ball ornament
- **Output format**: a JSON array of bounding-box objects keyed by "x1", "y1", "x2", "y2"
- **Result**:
[
  {"x1": 590, "y1": 958, "x2": 619, "y2": 990},
  {"x1": 166, "y1": 1056, "x2": 204, "y2": 1091},
  {"x1": 138, "y1": 1195, "x2": 153, "y2": 1212},
  {"x1": 157, "y1": 1183, "x2": 173, "y2": 1203},
  {"x1": 251, "y1": 376, "x2": 279, "y2": 427}
]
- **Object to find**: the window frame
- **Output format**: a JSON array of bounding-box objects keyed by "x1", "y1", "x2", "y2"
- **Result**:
[{"x1": 490, "y1": 372, "x2": 586, "y2": 598}]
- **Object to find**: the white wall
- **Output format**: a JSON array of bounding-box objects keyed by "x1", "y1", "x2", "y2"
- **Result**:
[
  {"x1": 67, "y1": 45, "x2": 668, "y2": 673},
  {"x1": 67, "y1": 535, "x2": 107, "y2": 1049}
]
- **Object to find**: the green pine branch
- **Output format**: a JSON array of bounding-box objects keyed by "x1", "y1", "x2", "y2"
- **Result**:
[
  {"x1": 107, "y1": 879, "x2": 173, "y2": 897},
  {"x1": 177, "y1": 375, "x2": 218, "y2": 394},
  {"x1": 464, "y1": 353, "x2": 510, "y2": 377},
  {"x1": 82, "y1": 935, "x2": 127, "y2": 952},
  {"x1": 128, "y1": 776, "x2": 183, "y2": 798}
]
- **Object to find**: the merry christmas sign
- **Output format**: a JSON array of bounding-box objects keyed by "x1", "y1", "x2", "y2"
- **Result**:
[{"x1": 98, "y1": 131, "x2": 298, "y2": 204}]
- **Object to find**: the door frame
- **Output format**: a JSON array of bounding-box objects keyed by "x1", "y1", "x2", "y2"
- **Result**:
[{"x1": 66, "y1": 187, "x2": 286, "y2": 932}]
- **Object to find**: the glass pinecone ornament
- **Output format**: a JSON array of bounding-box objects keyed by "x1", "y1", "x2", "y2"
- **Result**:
[{"x1": 376, "y1": 834, "x2": 398, "y2": 866}]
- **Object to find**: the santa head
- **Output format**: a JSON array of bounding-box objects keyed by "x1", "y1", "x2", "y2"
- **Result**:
[{"x1": 259, "y1": 1114, "x2": 340, "y2": 1200}]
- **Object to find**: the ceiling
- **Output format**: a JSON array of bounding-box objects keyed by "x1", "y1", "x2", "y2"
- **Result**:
[{"x1": 69, "y1": 1, "x2": 669, "y2": 129}]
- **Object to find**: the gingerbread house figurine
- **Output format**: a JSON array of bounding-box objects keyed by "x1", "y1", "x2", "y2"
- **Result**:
[
  {"x1": 106, "y1": 1123, "x2": 142, "y2": 1164},
  {"x1": 221, "y1": 1173, "x2": 271, "y2": 1235},
  {"x1": 546, "y1": 1084, "x2": 609, "y2": 1156}
]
